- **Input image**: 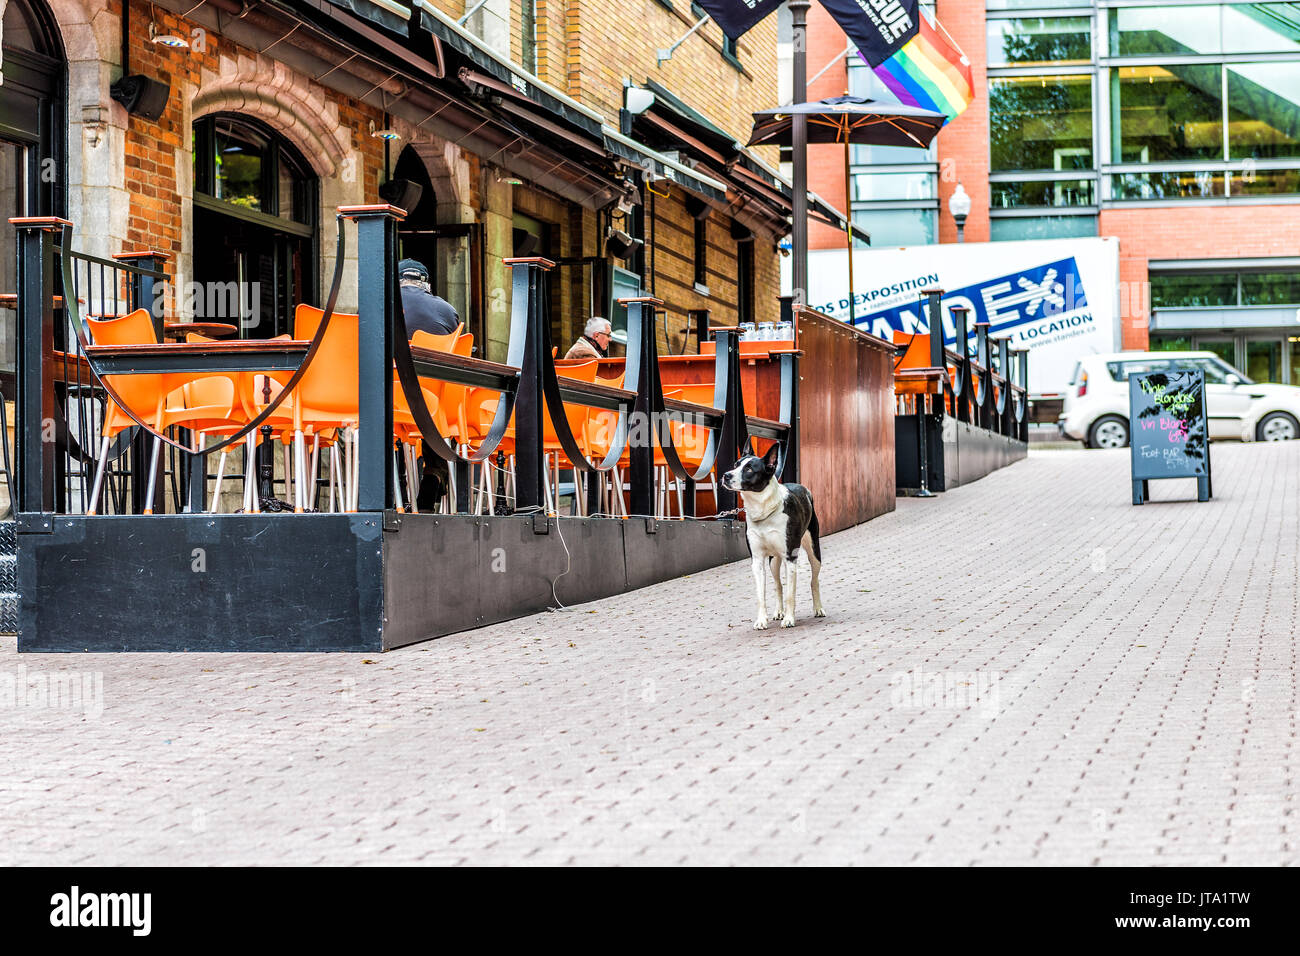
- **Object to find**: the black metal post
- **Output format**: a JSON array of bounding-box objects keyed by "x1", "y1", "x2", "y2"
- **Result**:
[
  {"x1": 455, "y1": 460, "x2": 471, "y2": 513},
  {"x1": 790, "y1": 0, "x2": 809, "y2": 307},
  {"x1": 687, "y1": 308, "x2": 710, "y2": 354},
  {"x1": 950, "y1": 305, "x2": 971, "y2": 424},
  {"x1": 626, "y1": 297, "x2": 659, "y2": 517},
  {"x1": 506, "y1": 257, "x2": 551, "y2": 512},
  {"x1": 1018, "y1": 349, "x2": 1031, "y2": 441},
  {"x1": 915, "y1": 405, "x2": 935, "y2": 497},
  {"x1": 344, "y1": 205, "x2": 402, "y2": 514},
  {"x1": 114, "y1": 249, "x2": 169, "y2": 335},
  {"x1": 714, "y1": 326, "x2": 744, "y2": 515},
  {"x1": 975, "y1": 320, "x2": 991, "y2": 429},
  {"x1": 998, "y1": 337, "x2": 1012, "y2": 436},
  {"x1": 923, "y1": 288, "x2": 945, "y2": 370},
  {"x1": 779, "y1": 351, "x2": 800, "y2": 485},
  {"x1": 14, "y1": 218, "x2": 65, "y2": 523}
]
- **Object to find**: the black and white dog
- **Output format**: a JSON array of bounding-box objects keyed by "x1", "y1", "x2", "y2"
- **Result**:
[{"x1": 720, "y1": 444, "x2": 825, "y2": 629}]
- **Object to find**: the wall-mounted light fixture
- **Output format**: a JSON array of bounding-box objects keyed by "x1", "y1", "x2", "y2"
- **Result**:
[{"x1": 149, "y1": 21, "x2": 189, "y2": 49}]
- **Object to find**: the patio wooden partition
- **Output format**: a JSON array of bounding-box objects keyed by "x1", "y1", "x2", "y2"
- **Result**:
[{"x1": 792, "y1": 306, "x2": 896, "y2": 534}]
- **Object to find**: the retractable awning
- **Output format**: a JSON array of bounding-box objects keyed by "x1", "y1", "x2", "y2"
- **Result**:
[
  {"x1": 601, "y1": 129, "x2": 728, "y2": 204},
  {"x1": 328, "y1": 0, "x2": 411, "y2": 34},
  {"x1": 413, "y1": 1, "x2": 730, "y2": 205}
]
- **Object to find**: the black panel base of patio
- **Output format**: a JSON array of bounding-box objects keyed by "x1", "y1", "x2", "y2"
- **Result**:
[
  {"x1": 17, "y1": 513, "x2": 748, "y2": 652},
  {"x1": 895, "y1": 414, "x2": 1028, "y2": 496},
  {"x1": 893, "y1": 293, "x2": 1030, "y2": 497}
]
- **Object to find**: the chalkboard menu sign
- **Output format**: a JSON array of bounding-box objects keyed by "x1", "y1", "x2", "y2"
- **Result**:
[{"x1": 1128, "y1": 368, "x2": 1212, "y2": 504}]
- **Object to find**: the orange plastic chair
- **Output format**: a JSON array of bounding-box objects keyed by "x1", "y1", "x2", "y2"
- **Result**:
[
  {"x1": 544, "y1": 361, "x2": 597, "y2": 514},
  {"x1": 661, "y1": 383, "x2": 720, "y2": 516},
  {"x1": 584, "y1": 370, "x2": 628, "y2": 516},
  {"x1": 84, "y1": 309, "x2": 235, "y2": 515}
]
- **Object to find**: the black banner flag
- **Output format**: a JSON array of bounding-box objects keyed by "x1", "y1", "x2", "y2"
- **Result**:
[
  {"x1": 691, "y1": 0, "x2": 783, "y2": 40},
  {"x1": 818, "y1": 0, "x2": 921, "y2": 66}
]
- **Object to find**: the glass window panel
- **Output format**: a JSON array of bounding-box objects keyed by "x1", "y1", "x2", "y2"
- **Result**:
[
  {"x1": 214, "y1": 120, "x2": 267, "y2": 211},
  {"x1": 1222, "y1": 3, "x2": 1300, "y2": 54},
  {"x1": 1241, "y1": 272, "x2": 1300, "y2": 305},
  {"x1": 986, "y1": 0, "x2": 1090, "y2": 8},
  {"x1": 1232, "y1": 166, "x2": 1294, "y2": 195},
  {"x1": 850, "y1": 142, "x2": 935, "y2": 165},
  {"x1": 1115, "y1": 65, "x2": 1225, "y2": 162},
  {"x1": 1111, "y1": 169, "x2": 1226, "y2": 198},
  {"x1": 990, "y1": 74, "x2": 1093, "y2": 171},
  {"x1": 991, "y1": 178, "x2": 1096, "y2": 208},
  {"x1": 1150, "y1": 334, "x2": 1194, "y2": 351},
  {"x1": 1247, "y1": 340, "x2": 1283, "y2": 382},
  {"x1": 851, "y1": 207, "x2": 937, "y2": 246},
  {"x1": 0, "y1": 141, "x2": 28, "y2": 377},
  {"x1": 851, "y1": 171, "x2": 936, "y2": 201},
  {"x1": 1226, "y1": 62, "x2": 1300, "y2": 160},
  {"x1": 1110, "y1": 7, "x2": 1221, "y2": 56},
  {"x1": 1197, "y1": 340, "x2": 1238, "y2": 368},
  {"x1": 986, "y1": 17, "x2": 1091, "y2": 67},
  {"x1": 278, "y1": 160, "x2": 294, "y2": 222},
  {"x1": 989, "y1": 215, "x2": 1097, "y2": 241},
  {"x1": 1150, "y1": 273, "x2": 1237, "y2": 307},
  {"x1": 1232, "y1": 167, "x2": 1300, "y2": 195},
  {"x1": 848, "y1": 62, "x2": 899, "y2": 101}
]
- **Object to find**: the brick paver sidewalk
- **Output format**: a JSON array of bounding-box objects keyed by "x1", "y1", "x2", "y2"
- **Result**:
[{"x1": 1, "y1": 442, "x2": 1296, "y2": 865}]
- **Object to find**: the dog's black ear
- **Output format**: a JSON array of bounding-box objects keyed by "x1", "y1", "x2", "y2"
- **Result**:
[{"x1": 762, "y1": 442, "x2": 781, "y2": 473}]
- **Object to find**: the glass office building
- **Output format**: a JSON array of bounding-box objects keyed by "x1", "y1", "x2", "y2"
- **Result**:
[
  {"x1": 984, "y1": 2, "x2": 1299, "y2": 235},
  {"x1": 845, "y1": 1, "x2": 1300, "y2": 380}
]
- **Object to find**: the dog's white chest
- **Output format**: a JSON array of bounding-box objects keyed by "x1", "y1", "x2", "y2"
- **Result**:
[
  {"x1": 746, "y1": 520, "x2": 788, "y2": 558},
  {"x1": 743, "y1": 484, "x2": 791, "y2": 559}
]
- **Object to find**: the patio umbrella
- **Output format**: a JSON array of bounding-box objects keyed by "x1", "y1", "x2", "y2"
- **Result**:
[{"x1": 749, "y1": 96, "x2": 946, "y2": 326}]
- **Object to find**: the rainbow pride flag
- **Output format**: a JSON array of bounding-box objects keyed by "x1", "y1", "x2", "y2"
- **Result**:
[{"x1": 867, "y1": 14, "x2": 974, "y2": 125}]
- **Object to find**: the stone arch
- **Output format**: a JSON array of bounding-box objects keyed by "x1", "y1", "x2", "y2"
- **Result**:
[{"x1": 191, "y1": 63, "x2": 350, "y2": 179}]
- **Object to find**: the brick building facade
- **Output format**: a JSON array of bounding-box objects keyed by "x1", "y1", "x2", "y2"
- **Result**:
[{"x1": 1, "y1": 0, "x2": 814, "y2": 366}]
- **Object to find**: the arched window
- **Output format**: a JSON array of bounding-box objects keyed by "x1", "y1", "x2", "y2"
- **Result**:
[{"x1": 191, "y1": 114, "x2": 318, "y2": 337}]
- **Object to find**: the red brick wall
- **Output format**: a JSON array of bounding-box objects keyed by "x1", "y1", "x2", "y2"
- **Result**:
[
  {"x1": 121, "y1": 4, "x2": 383, "y2": 260},
  {"x1": 1101, "y1": 205, "x2": 1300, "y2": 350},
  {"x1": 935, "y1": 0, "x2": 988, "y2": 244}
]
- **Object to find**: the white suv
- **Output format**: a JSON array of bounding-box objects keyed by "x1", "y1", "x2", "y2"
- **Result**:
[{"x1": 1060, "y1": 351, "x2": 1300, "y2": 448}]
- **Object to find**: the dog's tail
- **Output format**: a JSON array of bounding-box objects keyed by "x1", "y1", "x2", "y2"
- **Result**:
[{"x1": 808, "y1": 507, "x2": 822, "y2": 562}]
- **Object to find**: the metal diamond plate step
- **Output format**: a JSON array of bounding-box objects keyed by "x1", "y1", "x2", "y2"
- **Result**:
[{"x1": 1, "y1": 521, "x2": 16, "y2": 635}]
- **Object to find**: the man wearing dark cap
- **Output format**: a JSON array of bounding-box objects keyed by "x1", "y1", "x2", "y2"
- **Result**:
[
  {"x1": 396, "y1": 258, "x2": 457, "y2": 508},
  {"x1": 398, "y1": 258, "x2": 460, "y2": 338}
]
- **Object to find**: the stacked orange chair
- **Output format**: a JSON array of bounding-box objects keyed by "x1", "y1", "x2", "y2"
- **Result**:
[{"x1": 84, "y1": 309, "x2": 236, "y2": 516}]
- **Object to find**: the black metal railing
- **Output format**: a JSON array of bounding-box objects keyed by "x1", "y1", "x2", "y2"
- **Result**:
[{"x1": 12, "y1": 205, "x2": 797, "y2": 522}]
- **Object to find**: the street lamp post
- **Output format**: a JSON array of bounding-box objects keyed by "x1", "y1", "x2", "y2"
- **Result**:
[
  {"x1": 948, "y1": 182, "x2": 971, "y2": 243},
  {"x1": 790, "y1": 0, "x2": 809, "y2": 306}
]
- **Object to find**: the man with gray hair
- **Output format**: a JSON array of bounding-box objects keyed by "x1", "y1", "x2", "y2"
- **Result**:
[{"x1": 565, "y1": 316, "x2": 613, "y2": 360}]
